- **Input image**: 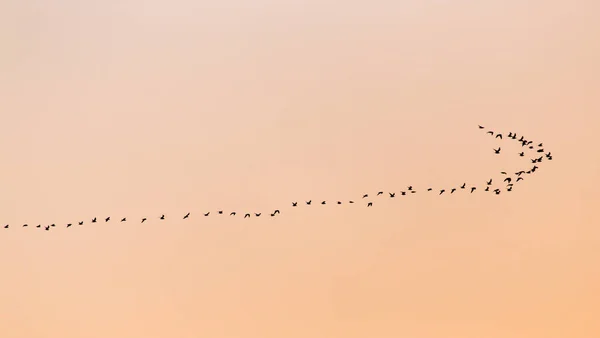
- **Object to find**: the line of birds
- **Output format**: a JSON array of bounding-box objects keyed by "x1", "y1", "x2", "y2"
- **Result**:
[{"x1": 2, "y1": 125, "x2": 552, "y2": 231}]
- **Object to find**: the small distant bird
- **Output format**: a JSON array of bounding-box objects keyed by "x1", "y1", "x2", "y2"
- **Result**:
[
  {"x1": 538, "y1": 143, "x2": 543, "y2": 147},
  {"x1": 495, "y1": 190, "x2": 501, "y2": 195},
  {"x1": 487, "y1": 179, "x2": 492, "y2": 185},
  {"x1": 451, "y1": 188, "x2": 456, "y2": 193},
  {"x1": 321, "y1": 201, "x2": 326, "y2": 205},
  {"x1": 515, "y1": 171, "x2": 526, "y2": 176},
  {"x1": 507, "y1": 186, "x2": 513, "y2": 192},
  {"x1": 66, "y1": 223, "x2": 72, "y2": 228},
  {"x1": 78, "y1": 221, "x2": 84, "y2": 225},
  {"x1": 537, "y1": 149, "x2": 544, "y2": 153},
  {"x1": 23, "y1": 224, "x2": 28, "y2": 227},
  {"x1": 504, "y1": 177, "x2": 512, "y2": 183},
  {"x1": 487, "y1": 131, "x2": 494, "y2": 135},
  {"x1": 519, "y1": 136, "x2": 524, "y2": 142},
  {"x1": 377, "y1": 191, "x2": 383, "y2": 196},
  {"x1": 45, "y1": 226, "x2": 50, "y2": 231},
  {"x1": 363, "y1": 194, "x2": 368, "y2": 198},
  {"x1": 273, "y1": 210, "x2": 280, "y2": 214},
  {"x1": 427, "y1": 188, "x2": 433, "y2": 191},
  {"x1": 501, "y1": 172, "x2": 507, "y2": 175},
  {"x1": 306, "y1": 200, "x2": 311, "y2": 205},
  {"x1": 411, "y1": 190, "x2": 417, "y2": 194},
  {"x1": 532, "y1": 159, "x2": 538, "y2": 163},
  {"x1": 204, "y1": 212, "x2": 210, "y2": 216},
  {"x1": 408, "y1": 186, "x2": 413, "y2": 191},
  {"x1": 337, "y1": 201, "x2": 342, "y2": 204},
  {"x1": 244, "y1": 213, "x2": 251, "y2": 218},
  {"x1": 508, "y1": 132, "x2": 513, "y2": 138},
  {"x1": 230, "y1": 212, "x2": 236, "y2": 216},
  {"x1": 485, "y1": 187, "x2": 490, "y2": 191},
  {"x1": 349, "y1": 200, "x2": 354, "y2": 203},
  {"x1": 496, "y1": 134, "x2": 503, "y2": 139},
  {"x1": 519, "y1": 152, "x2": 524, "y2": 156},
  {"x1": 470, "y1": 187, "x2": 476, "y2": 193},
  {"x1": 401, "y1": 191, "x2": 406, "y2": 196},
  {"x1": 50, "y1": 223, "x2": 55, "y2": 227},
  {"x1": 92, "y1": 218, "x2": 97, "y2": 223},
  {"x1": 440, "y1": 189, "x2": 445, "y2": 195},
  {"x1": 3, "y1": 224, "x2": 8, "y2": 229},
  {"x1": 160, "y1": 215, "x2": 165, "y2": 220},
  {"x1": 389, "y1": 192, "x2": 395, "y2": 197},
  {"x1": 105, "y1": 217, "x2": 110, "y2": 222},
  {"x1": 183, "y1": 213, "x2": 190, "y2": 219},
  {"x1": 255, "y1": 213, "x2": 261, "y2": 217},
  {"x1": 494, "y1": 147, "x2": 501, "y2": 154},
  {"x1": 121, "y1": 218, "x2": 126, "y2": 222},
  {"x1": 529, "y1": 145, "x2": 534, "y2": 149},
  {"x1": 141, "y1": 218, "x2": 147, "y2": 223},
  {"x1": 218, "y1": 211, "x2": 223, "y2": 214},
  {"x1": 516, "y1": 177, "x2": 524, "y2": 182},
  {"x1": 478, "y1": 125, "x2": 484, "y2": 129},
  {"x1": 460, "y1": 183, "x2": 466, "y2": 189},
  {"x1": 271, "y1": 213, "x2": 275, "y2": 217},
  {"x1": 36, "y1": 224, "x2": 41, "y2": 228},
  {"x1": 292, "y1": 202, "x2": 297, "y2": 207},
  {"x1": 367, "y1": 202, "x2": 373, "y2": 207}
]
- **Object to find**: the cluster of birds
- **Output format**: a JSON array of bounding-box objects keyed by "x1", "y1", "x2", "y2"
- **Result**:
[{"x1": 3, "y1": 125, "x2": 552, "y2": 232}]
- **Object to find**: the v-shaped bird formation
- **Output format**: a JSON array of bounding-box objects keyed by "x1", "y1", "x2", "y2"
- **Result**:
[{"x1": 2, "y1": 125, "x2": 552, "y2": 231}]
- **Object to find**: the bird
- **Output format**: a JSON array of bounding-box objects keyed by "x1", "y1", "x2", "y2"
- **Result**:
[
  {"x1": 337, "y1": 201, "x2": 342, "y2": 204},
  {"x1": 400, "y1": 191, "x2": 406, "y2": 196},
  {"x1": 50, "y1": 223, "x2": 55, "y2": 227},
  {"x1": 36, "y1": 224, "x2": 41, "y2": 228},
  {"x1": 160, "y1": 215, "x2": 165, "y2": 220},
  {"x1": 141, "y1": 218, "x2": 147, "y2": 223},
  {"x1": 495, "y1": 134, "x2": 502, "y2": 139},
  {"x1": 244, "y1": 213, "x2": 250, "y2": 218},
  {"x1": 306, "y1": 200, "x2": 312, "y2": 205},
  {"x1": 451, "y1": 188, "x2": 456, "y2": 193},
  {"x1": 504, "y1": 177, "x2": 512, "y2": 183},
  {"x1": 478, "y1": 125, "x2": 484, "y2": 129},
  {"x1": 408, "y1": 186, "x2": 413, "y2": 191},
  {"x1": 427, "y1": 188, "x2": 433, "y2": 191},
  {"x1": 45, "y1": 226, "x2": 50, "y2": 231},
  {"x1": 349, "y1": 200, "x2": 354, "y2": 203},
  {"x1": 538, "y1": 143, "x2": 543, "y2": 147},
  {"x1": 470, "y1": 187, "x2": 476, "y2": 193},
  {"x1": 23, "y1": 224, "x2": 28, "y2": 227},
  {"x1": 183, "y1": 213, "x2": 190, "y2": 219},
  {"x1": 292, "y1": 202, "x2": 297, "y2": 207},
  {"x1": 495, "y1": 190, "x2": 501, "y2": 195},
  {"x1": 218, "y1": 210, "x2": 223, "y2": 214},
  {"x1": 230, "y1": 212, "x2": 236, "y2": 216},
  {"x1": 389, "y1": 192, "x2": 395, "y2": 197},
  {"x1": 362, "y1": 194, "x2": 368, "y2": 198},
  {"x1": 508, "y1": 132, "x2": 513, "y2": 138},
  {"x1": 516, "y1": 177, "x2": 524, "y2": 182},
  {"x1": 487, "y1": 179, "x2": 492, "y2": 185},
  {"x1": 507, "y1": 186, "x2": 513, "y2": 192},
  {"x1": 537, "y1": 149, "x2": 544, "y2": 153},
  {"x1": 78, "y1": 221, "x2": 83, "y2": 225},
  {"x1": 440, "y1": 189, "x2": 445, "y2": 195},
  {"x1": 204, "y1": 212, "x2": 210, "y2": 216},
  {"x1": 377, "y1": 191, "x2": 383, "y2": 196},
  {"x1": 273, "y1": 210, "x2": 280, "y2": 214},
  {"x1": 255, "y1": 213, "x2": 261, "y2": 217},
  {"x1": 66, "y1": 223, "x2": 72, "y2": 228},
  {"x1": 118, "y1": 217, "x2": 125, "y2": 222},
  {"x1": 501, "y1": 172, "x2": 507, "y2": 175},
  {"x1": 485, "y1": 187, "x2": 490, "y2": 192},
  {"x1": 271, "y1": 213, "x2": 276, "y2": 217},
  {"x1": 531, "y1": 159, "x2": 538, "y2": 163},
  {"x1": 519, "y1": 152, "x2": 524, "y2": 156},
  {"x1": 460, "y1": 183, "x2": 466, "y2": 189},
  {"x1": 367, "y1": 202, "x2": 373, "y2": 207},
  {"x1": 3, "y1": 224, "x2": 8, "y2": 229},
  {"x1": 515, "y1": 171, "x2": 526, "y2": 176},
  {"x1": 494, "y1": 147, "x2": 501, "y2": 154},
  {"x1": 92, "y1": 217, "x2": 97, "y2": 223},
  {"x1": 321, "y1": 201, "x2": 326, "y2": 205},
  {"x1": 487, "y1": 131, "x2": 494, "y2": 135},
  {"x1": 105, "y1": 217, "x2": 110, "y2": 222}
]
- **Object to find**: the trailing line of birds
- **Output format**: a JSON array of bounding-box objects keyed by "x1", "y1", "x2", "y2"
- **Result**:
[{"x1": 3, "y1": 125, "x2": 552, "y2": 231}]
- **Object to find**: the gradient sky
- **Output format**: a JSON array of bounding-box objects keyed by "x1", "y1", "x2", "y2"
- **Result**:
[{"x1": 1, "y1": 1, "x2": 599, "y2": 337}]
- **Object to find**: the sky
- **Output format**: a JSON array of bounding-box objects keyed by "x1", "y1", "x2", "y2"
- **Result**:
[{"x1": 1, "y1": 0, "x2": 599, "y2": 337}]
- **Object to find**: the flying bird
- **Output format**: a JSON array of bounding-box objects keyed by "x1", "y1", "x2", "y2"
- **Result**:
[
  {"x1": 23, "y1": 224, "x2": 28, "y2": 227},
  {"x1": 485, "y1": 187, "x2": 490, "y2": 191},
  {"x1": 504, "y1": 177, "x2": 512, "y2": 183},
  {"x1": 218, "y1": 210, "x2": 223, "y2": 214},
  {"x1": 160, "y1": 215, "x2": 165, "y2": 220},
  {"x1": 183, "y1": 213, "x2": 190, "y2": 219},
  {"x1": 255, "y1": 213, "x2": 261, "y2": 217},
  {"x1": 244, "y1": 213, "x2": 251, "y2": 218},
  {"x1": 321, "y1": 201, "x2": 326, "y2": 205},
  {"x1": 451, "y1": 188, "x2": 456, "y2": 193},
  {"x1": 389, "y1": 192, "x2": 395, "y2": 197},
  {"x1": 105, "y1": 217, "x2": 110, "y2": 222},
  {"x1": 204, "y1": 212, "x2": 210, "y2": 216},
  {"x1": 495, "y1": 134, "x2": 502, "y2": 139},
  {"x1": 487, "y1": 131, "x2": 494, "y2": 135},
  {"x1": 460, "y1": 183, "x2": 466, "y2": 189},
  {"x1": 45, "y1": 226, "x2": 50, "y2": 231},
  {"x1": 66, "y1": 223, "x2": 72, "y2": 228},
  {"x1": 121, "y1": 218, "x2": 126, "y2": 222},
  {"x1": 3, "y1": 224, "x2": 8, "y2": 229},
  {"x1": 470, "y1": 187, "x2": 476, "y2": 193},
  {"x1": 92, "y1": 218, "x2": 97, "y2": 223},
  {"x1": 362, "y1": 194, "x2": 368, "y2": 198},
  {"x1": 487, "y1": 179, "x2": 492, "y2": 185},
  {"x1": 306, "y1": 200, "x2": 311, "y2": 205},
  {"x1": 377, "y1": 191, "x2": 383, "y2": 196},
  {"x1": 516, "y1": 177, "x2": 524, "y2": 182},
  {"x1": 494, "y1": 147, "x2": 501, "y2": 154},
  {"x1": 230, "y1": 212, "x2": 236, "y2": 216},
  {"x1": 292, "y1": 202, "x2": 297, "y2": 207},
  {"x1": 141, "y1": 218, "x2": 147, "y2": 223},
  {"x1": 367, "y1": 202, "x2": 373, "y2": 207},
  {"x1": 408, "y1": 186, "x2": 413, "y2": 191},
  {"x1": 36, "y1": 224, "x2": 41, "y2": 228},
  {"x1": 440, "y1": 189, "x2": 445, "y2": 195},
  {"x1": 427, "y1": 188, "x2": 432, "y2": 191},
  {"x1": 519, "y1": 152, "x2": 524, "y2": 156},
  {"x1": 273, "y1": 210, "x2": 280, "y2": 214},
  {"x1": 478, "y1": 125, "x2": 484, "y2": 129}
]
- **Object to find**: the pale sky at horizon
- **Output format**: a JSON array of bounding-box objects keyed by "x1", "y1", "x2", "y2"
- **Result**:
[{"x1": 1, "y1": 1, "x2": 599, "y2": 337}]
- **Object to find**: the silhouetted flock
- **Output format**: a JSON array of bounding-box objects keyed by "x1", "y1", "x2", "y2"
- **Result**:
[{"x1": 3, "y1": 125, "x2": 552, "y2": 231}]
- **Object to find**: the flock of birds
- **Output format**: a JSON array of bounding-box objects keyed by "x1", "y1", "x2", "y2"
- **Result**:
[{"x1": 3, "y1": 125, "x2": 552, "y2": 231}]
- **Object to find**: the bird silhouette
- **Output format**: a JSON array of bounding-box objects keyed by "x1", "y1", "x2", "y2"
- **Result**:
[
  {"x1": 494, "y1": 147, "x2": 501, "y2": 154},
  {"x1": 389, "y1": 192, "x2": 395, "y2": 197},
  {"x1": 105, "y1": 217, "x2": 110, "y2": 222},
  {"x1": 160, "y1": 215, "x2": 165, "y2": 220},
  {"x1": 538, "y1": 143, "x2": 543, "y2": 147},
  {"x1": 244, "y1": 213, "x2": 250, "y2": 218},
  {"x1": 92, "y1": 218, "x2": 97, "y2": 223},
  {"x1": 66, "y1": 223, "x2": 72, "y2": 228},
  {"x1": 306, "y1": 200, "x2": 311, "y2": 205},
  {"x1": 23, "y1": 224, "x2": 28, "y2": 227},
  {"x1": 401, "y1": 191, "x2": 406, "y2": 196},
  {"x1": 45, "y1": 226, "x2": 50, "y2": 231},
  {"x1": 4, "y1": 224, "x2": 8, "y2": 229},
  {"x1": 363, "y1": 194, "x2": 368, "y2": 198},
  {"x1": 292, "y1": 202, "x2": 297, "y2": 207},
  {"x1": 487, "y1": 131, "x2": 494, "y2": 135},
  {"x1": 204, "y1": 212, "x2": 210, "y2": 216},
  {"x1": 408, "y1": 186, "x2": 413, "y2": 191},
  {"x1": 427, "y1": 188, "x2": 433, "y2": 191},
  {"x1": 271, "y1": 213, "x2": 276, "y2": 217},
  {"x1": 230, "y1": 212, "x2": 236, "y2": 216},
  {"x1": 349, "y1": 200, "x2": 354, "y2": 204},
  {"x1": 50, "y1": 223, "x2": 55, "y2": 227},
  {"x1": 471, "y1": 187, "x2": 476, "y2": 193},
  {"x1": 367, "y1": 202, "x2": 373, "y2": 207},
  {"x1": 255, "y1": 213, "x2": 261, "y2": 217},
  {"x1": 485, "y1": 187, "x2": 490, "y2": 192},
  {"x1": 218, "y1": 210, "x2": 223, "y2": 214},
  {"x1": 519, "y1": 152, "x2": 524, "y2": 156},
  {"x1": 495, "y1": 134, "x2": 502, "y2": 139},
  {"x1": 440, "y1": 189, "x2": 445, "y2": 195},
  {"x1": 141, "y1": 218, "x2": 147, "y2": 223},
  {"x1": 36, "y1": 224, "x2": 41, "y2": 228},
  {"x1": 121, "y1": 217, "x2": 126, "y2": 222},
  {"x1": 183, "y1": 213, "x2": 190, "y2": 219},
  {"x1": 487, "y1": 179, "x2": 492, "y2": 185},
  {"x1": 478, "y1": 125, "x2": 484, "y2": 129},
  {"x1": 377, "y1": 191, "x2": 383, "y2": 196},
  {"x1": 321, "y1": 201, "x2": 326, "y2": 205},
  {"x1": 274, "y1": 210, "x2": 280, "y2": 214},
  {"x1": 501, "y1": 172, "x2": 507, "y2": 175},
  {"x1": 337, "y1": 201, "x2": 342, "y2": 204},
  {"x1": 516, "y1": 177, "x2": 524, "y2": 182},
  {"x1": 504, "y1": 177, "x2": 512, "y2": 183},
  {"x1": 451, "y1": 188, "x2": 456, "y2": 193},
  {"x1": 460, "y1": 183, "x2": 466, "y2": 189},
  {"x1": 537, "y1": 149, "x2": 544, "y2": 153},
  {"x1": 507, "y1": 186, "x2": 513, "y2": 192}
]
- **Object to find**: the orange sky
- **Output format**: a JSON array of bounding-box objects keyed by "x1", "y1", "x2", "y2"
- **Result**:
[{"x1": 1, "y1": 1, "x2": 599, "y2": 337}]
